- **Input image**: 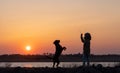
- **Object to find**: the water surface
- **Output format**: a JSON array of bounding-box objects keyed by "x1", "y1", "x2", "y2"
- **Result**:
[{"x1": 0, "y1": 62, "x2": 119, "y2": 68}]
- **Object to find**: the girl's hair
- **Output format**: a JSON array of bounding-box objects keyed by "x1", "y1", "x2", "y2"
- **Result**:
[{"x1": 84, "y1": 33, "x2": 91, "y2": 40}]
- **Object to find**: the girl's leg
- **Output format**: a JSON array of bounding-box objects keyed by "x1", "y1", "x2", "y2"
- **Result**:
[
  {"x1": 87, "y1": 60, "x2": 90, "y2": 66},
  {"x1": 82, "y1": 54, "x2": 86, "y2": 66},
  {"x1": 87, "y1": 55, "x2": 90, "y2": 66},
  {"x1": 83, "y1": 61, "x2": 85, "y2": 66}
]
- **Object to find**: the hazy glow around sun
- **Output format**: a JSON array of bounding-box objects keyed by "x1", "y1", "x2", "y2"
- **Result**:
[{"x1": 26, "y1": 46, "x2": 31, "y2": 51}]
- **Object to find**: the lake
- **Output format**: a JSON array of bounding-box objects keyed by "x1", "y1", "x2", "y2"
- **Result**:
[{"x1": 0, "y1": 62, "x2": 119, "y2": 68}]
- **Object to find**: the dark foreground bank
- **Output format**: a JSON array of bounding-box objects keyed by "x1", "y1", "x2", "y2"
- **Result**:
[{"x1": 0, "y1": 65, "x2": 120, "y2": 73}]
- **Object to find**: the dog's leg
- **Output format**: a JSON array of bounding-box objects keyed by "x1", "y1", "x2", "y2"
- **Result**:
[
  {"x1": 53, "y1": 61, "x2": 55, "y2": 68},
  {"x1": 56, "y1": 60, "x2": 60, "y2": 68}
]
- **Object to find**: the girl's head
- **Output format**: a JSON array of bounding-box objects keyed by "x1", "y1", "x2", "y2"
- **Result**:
[{"x1": 84, "y1": 33, "x2": 91, "y2": 40}]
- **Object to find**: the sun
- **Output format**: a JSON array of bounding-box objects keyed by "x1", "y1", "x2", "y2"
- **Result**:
[{"x1": 26, "y1": 46, "x2": 31, "y2": 51}]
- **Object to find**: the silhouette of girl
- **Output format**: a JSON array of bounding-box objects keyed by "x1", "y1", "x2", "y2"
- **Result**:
[
  {"x1": 53, "y1": 40, "x2": 66, "y2": 68},
  {"x1": 81, "y1": 33, "x2": 91, "y2": 66}
]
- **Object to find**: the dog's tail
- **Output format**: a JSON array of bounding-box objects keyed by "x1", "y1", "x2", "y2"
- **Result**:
[
  {"x1": 63, "y1": 47, "x2": 67, "y2": 51},
  {"x1": 45, "y1": 55, "x2": 53, "y2": 60}
]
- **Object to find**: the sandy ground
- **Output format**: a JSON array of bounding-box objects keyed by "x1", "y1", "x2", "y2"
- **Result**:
[{"x1": 0, "y1": 65, "x2": 120, "y2": 73}]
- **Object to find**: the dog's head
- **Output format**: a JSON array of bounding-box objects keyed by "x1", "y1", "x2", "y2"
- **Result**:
[{"x1": 53, "y1": 40, "x2": 60, "y2": 45}]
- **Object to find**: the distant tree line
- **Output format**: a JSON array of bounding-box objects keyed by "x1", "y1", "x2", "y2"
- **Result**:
[{"x1": 0, "y1": 53, "x2": 120, "y2": 62}]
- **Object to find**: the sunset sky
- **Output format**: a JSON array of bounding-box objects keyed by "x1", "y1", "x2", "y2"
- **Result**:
[{"x1": 0, "y1": 0, "x2": 120, "y2": 55}]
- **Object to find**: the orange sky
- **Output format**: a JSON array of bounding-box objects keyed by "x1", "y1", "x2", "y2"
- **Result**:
[{"x1": 0, "y1": 0, "x2": 120, "y2": 55}]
